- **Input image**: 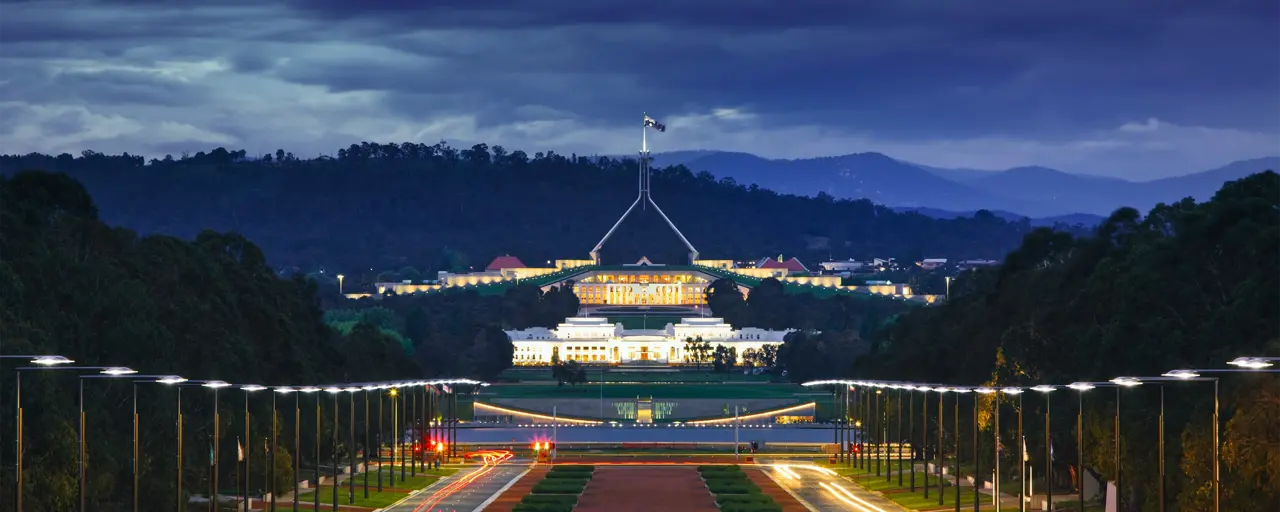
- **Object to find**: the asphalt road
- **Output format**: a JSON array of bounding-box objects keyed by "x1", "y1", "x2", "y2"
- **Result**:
[
  {"x1": 756, "y1": 459, "x2": 908, "y2": 512},
  {"x1": 383, "y1": 463, "x2": 527, "y2": 512}
]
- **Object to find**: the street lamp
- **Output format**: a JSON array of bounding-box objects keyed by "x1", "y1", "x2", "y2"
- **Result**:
[
  {"x1": 239, "y1": 385, "x2": 267, "y2": 512},
  {"x1": 297, "y1": 386, "x2": 321, "y2": 512},
  {"x1": 202, "y1": 380, "x2": 232, "y2": 512},
  {"x1": 1109, "y1": 376, "x2": 1142, "y2": 510},
  {"x1": 974, "y1": 387, "x2": 998, "y2": 507},
  {"x1": 6, "y1": 354, "x2": 74, "y2": 510},
  {"x1": 1066, "y1": 382, "x2": 1094, "y2": 512},
  {"x1": 274, "y1": 386, "x2": 298, "y2": 512},
  {"x1": 949, "y1": 387, "x2": 970, "y2": 512},
  {"x1": 344, "y1": 387, "x2": 359, "y2": 505},
  {"x1": 1001, "y1": 387, "x2": 1024, "y2": 512},
  {"x1": 1225, "y1": 356, "x2": 1276, "y2": 369},
  {"x1": 337, "y1": 274, "x2": 344, "y2": 295},
  {"x1": 1030, "y1": 386, "x2": 1055, "y2": 511},
  {"x1": 324, "y1": 387, "x2": 342, "y2": 512}
]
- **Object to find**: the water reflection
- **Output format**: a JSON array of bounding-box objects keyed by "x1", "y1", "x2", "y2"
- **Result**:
[{"x1": 456, "y1": 425, "x2": 834, "y2": 443}]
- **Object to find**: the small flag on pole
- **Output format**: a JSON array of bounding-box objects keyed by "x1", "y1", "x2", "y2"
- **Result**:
[
  {"x1": 643, "y1": 115, "x2": 666, "y2": 132},
  {"x1": 237, "y1": 438, "x2": 244, "y2": 462},
  {"x1": 1021, "y1": 436, "x2": 1029, "y2": 462}
]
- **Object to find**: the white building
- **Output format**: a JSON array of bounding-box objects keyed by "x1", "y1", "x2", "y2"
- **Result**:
[
  {"x1": 507, "y1": 317, "x2": 793, "y2": 365},
  {"x1": 820, "y1": 259, "x2": 864, "y2": 273}
]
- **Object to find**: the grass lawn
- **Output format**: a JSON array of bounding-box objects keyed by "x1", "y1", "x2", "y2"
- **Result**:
[
  {"x1": 499, "y1": 367, "x2": 779, "y2": 383},
  {"x1": 484, "y1": 382, "x2": 814, "y2": 399},
  {"x1": 304, "y1": 485, "x2": 414, "y2": 508}
]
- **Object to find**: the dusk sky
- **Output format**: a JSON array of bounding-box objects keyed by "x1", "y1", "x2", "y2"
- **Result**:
[{"x1": 2, "y1": 0, "x2": 1277, "y2": 180}]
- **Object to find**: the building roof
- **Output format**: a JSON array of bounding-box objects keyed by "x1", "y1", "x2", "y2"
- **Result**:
[
  {"x1": 761, "y1": 257, "x2": 808, "y2": 272},
  {"x1": 485, "y1": 255, "x2": 527, "y2": 271}
]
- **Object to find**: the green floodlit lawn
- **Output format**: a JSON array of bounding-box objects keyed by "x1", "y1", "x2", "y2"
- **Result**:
[
  {"x1": 484, "y1": 383, "x2": 813, "y2": 399},
  {"x1": 499, "y1": 367, "x2": 779, "y2": 383},
  {"x1": 306, "y1": 485, "x2": 413, "y2": 508},
  {"x1": 369, "y1": 466, "x2": 458, "y2": 489}
]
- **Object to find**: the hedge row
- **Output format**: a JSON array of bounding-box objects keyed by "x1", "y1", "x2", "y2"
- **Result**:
[{"x1": 700, "y1": 465, "x2": 781, "y2": 512}]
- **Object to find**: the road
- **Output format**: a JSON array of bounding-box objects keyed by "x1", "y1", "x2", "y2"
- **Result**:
[
  {"x1": 384, "y1": 456, "x2": 526, "y2": 512},
  {"x1": 756, "y1": 459, "x2": 908, "y2": 512}
]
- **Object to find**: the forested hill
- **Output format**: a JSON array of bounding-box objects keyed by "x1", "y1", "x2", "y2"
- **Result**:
[
  {"x1": 1, "y1": 144, "x2": 1087, "y2": 273},
  {"x1": 856, "y1": 171, "x2": 1279, "y2": 510}
]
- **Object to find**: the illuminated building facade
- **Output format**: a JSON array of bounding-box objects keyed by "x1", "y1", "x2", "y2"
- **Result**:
[{"x1": 507, "y1": 316, "x2": 791, "y2": 365}]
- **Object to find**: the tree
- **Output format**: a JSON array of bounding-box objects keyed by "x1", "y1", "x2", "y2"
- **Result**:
[{"x1": 551, "y1": 360, "x2": 587, "y2": 387}]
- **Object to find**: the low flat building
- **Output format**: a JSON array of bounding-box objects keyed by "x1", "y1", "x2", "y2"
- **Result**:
[{"x1": 507, "y1": 317, "x2": 792, "y2": 365}]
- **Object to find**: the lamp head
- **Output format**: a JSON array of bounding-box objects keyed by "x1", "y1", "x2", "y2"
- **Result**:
[
  {"x1": 242, "y1": 385, "x2": 268, "y2": 392},
  {"x1": 1110, "y1": 377, "x2": 1142, "y2": 387},
  {"x1": 1001, "y1": 387, "x2": 1023, "y2": 395},
  {"x1": 324, "y1": 387, "x2": 342, "y2": 394},
  {"x1": 1227, "y1": 357, "x2": 1273, "y2": 369},
  {"x1": 101, "y1": 367, "x2": 138, "y2": 376},
  {"x1": 1030, "y1": 385, "x2": 1056, "y2": 393},
  {"x1": 1067, "y1": 382, "x2": 1095, "y2": 391},
  {"x1": 299, "y1": 387, "x2": 320, "y2": 393},
  {"x1": 157, "y1": 375, "x2": 187, "y2": 385},
  {"x1": 202, "y1": 380, "x2": 232, "y2": 389},
  {"x1": 1162, "y1": 369, "x2": 1200, "y2": 380},
  {"x1": 974, "y1": 387, "x2": 997, "y2": 394},
  {"x1": 275, "y1": 387, "x2": 296, "y2": 394},
  {"x1": 32, "y1": 355, "x2": 74, "y2": 365}
]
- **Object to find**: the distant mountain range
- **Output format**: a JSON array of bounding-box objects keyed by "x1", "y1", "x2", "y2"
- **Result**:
[{"x1": 647, "y1": 152, "x2": 1279, "y2": 220}]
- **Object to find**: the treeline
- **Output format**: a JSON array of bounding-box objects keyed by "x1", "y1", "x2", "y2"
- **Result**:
[
  {"x1": 0, "y1": 144, "x2": 1061, "y2": 283},
  {"x1": 0, "y1": 171, "x2": 422, "y2": 510},
  {"x1": 334, "y1": 283, "x2": 581, "y2": 379},
  {"x1": 705, "y1": 278, "x2": 911, "y2": 381},
  {"x1": 854, "y1": 171, "x2": 1279, "y2": 510}
]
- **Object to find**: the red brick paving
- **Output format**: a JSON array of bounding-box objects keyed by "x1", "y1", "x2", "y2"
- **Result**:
[
  {"x1": 576, "y1": 466, "x2": 719, "y2": 512},
  {"x1": 746, "y1": 468, "x2": 812, "y2": 512},
  {"x1": 483, "y1": 465, "x2": 549, "y2": 512}
]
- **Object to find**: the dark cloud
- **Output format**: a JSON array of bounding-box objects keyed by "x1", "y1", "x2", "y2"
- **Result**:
[{"x1": 0, "y1": 0, "x2": 1275, "y2": 178}]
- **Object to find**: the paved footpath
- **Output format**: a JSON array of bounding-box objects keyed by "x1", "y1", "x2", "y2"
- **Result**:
[
  {"x1": 384, "y1": 464, "x2": 528, "y2": 512},
  {"x1": 478, "y1": 465, "x2": 549, "y2": 512},
  {"x1": 575, "y1": 466, "x2": 718, "y2": 512}
]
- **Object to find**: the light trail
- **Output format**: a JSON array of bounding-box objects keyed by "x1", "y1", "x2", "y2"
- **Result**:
[
  {"x1": 415, "y1": 450, "x2": 513, "y2": 512},
  {"x1": 818, "y1": 481, "x2": 889, "y2": 512}
]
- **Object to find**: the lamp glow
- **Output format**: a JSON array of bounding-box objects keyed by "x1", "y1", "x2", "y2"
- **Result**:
[
  {"x1": 202, "y1": 380, "x2": 232, "y2": 388},
  {"x1": 101, "y1": 367, "x2": 138, "y2": 375},
  {"x1": 1162, "y1": 369, "x2": 1200, "y2": 379},
  {"x1": 324, "y1": 387, "x2": 342, "y2": 394},
  {"x1": 951, "y1": 387, "x2": 972, "y2": 393},
  {"x1": 1001, "y1": 387, "x2": 1023, "y2": 395},
  {"x1": 344, "y1": 387, "x2": 359, "y2": 392},
  {"x1": 1227, "y1": 357, "x2": 1273, "y2": 369},
  {"x1": 1067, "y1": 382, "x2": 1095, "y2": 391},
  {"x1": 32, "y1": 355, "x2": 74, "y2": 365},
  {"x1": 299, "y1": 387, "x2": 320, "y2": 393},
  {"x1": 1110, "y1": 377, "x2": 1142, "y2": 387},
  {"x1": 1030, "y1": 385, "x2": 1056, "y2": 393},
  {"x1": 974, "y1": 387, "x2": 997, "y2": 394},
  {"x1": 275, "y1": 387, "x2": 296, "y2": 394},
  {"x1": 157, "y1": 375, "x2": 187, "y2": 385}
]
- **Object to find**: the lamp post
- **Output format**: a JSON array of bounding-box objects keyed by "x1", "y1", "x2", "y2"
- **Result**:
[
  {"x1": 362, "y1": 386, "x2": 374, "y2": 499},
  {"x1": 1003, "y1": 387, "x2": 1023, "y2": 512},
  {"x1": 240, "y1": 385, "x2": 268, "y2": 511},
  {"x1": 298, "y1": 386, "x2": 321, "y2": 512},
  {"x1": 951, "y1": 387, "x2": 969, "y2": 512},
  {"x1": 896, "y1": 385, "x2": 904, "y2": 487},
  {"x1": 970, "y1": 387, "x2": 979, "y2": 512},
  {"x1": 1066, "y1": 382, "x2": 1093, "y2": 512},
  {"x1": 324, "y1": 387, "x2": 341, "y2": 512},
  {"x1": 202, "y1": 380, "x2": 233, "y2": 512},
  {"x1": 5, "y1": 354, "x2": 74, "y2": 512},
  {"x1": 922, "y1": 386, "x2": 930, "y2": 499},
  {"x1": 909, "y1": 385, "x2": 916, "y2": 490},
  {"x1": 974, "y1": 387, "x2": 998, "y2": 508},
  {"x1": 274, "y1": 387, "x2": 298, "y2": 512},
  {"x1": 1030, "y1": 386, "x2": 1055, "y2": 511},
  {"x1": 936, "y1": 387, "x2": 947, "y2": 506},
  {"x1": 337, "y1": 274, "x2": 344, "y2": 295},
  {"x1": 1108, "y1": 377, "x2": 1142, "y2": 509},
  {"x1": 378, "y1": 388, "x2": 385, "y2": 491},
  {"x1": 345, "y1": 387, "x2": 357, "y2": 505}
]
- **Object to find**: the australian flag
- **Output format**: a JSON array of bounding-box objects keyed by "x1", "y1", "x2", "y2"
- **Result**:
[{"x1": 643, "y1": 114, "x2": 666, "y2": 132}]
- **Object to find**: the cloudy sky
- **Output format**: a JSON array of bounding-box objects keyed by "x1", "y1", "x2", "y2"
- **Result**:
[{"x1": 2, "y1": 0, "x2": 1277, "y2": 180}]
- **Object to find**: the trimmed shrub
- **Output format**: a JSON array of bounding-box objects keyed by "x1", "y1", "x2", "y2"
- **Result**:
[
  {"x1": 531, "y1": 481, "x2": 589, "y2": 494},
  {"x1": 545, "y1": 471, "x2": 593, "y2": 480},
  {"x1": 715, "y1": 494, "x2": 776, "y2": 505},
  {"x1": 720, "y1": 503, "x2": 783, "y2": 512},
  {"x1": 698, "y1": 465, "x2": 742, "y2": 473},
  {"x1": 512, "y1": 504, "x2": 575, "y2": 512},
  {"x1": 521, "y1": 494, "x2": 579, "y2": 505},
  {"x1": 705, "y1": 482, "x2": 762, "y2": 495},
  {"x1": 549, "y1": 465, "x2": 594, "y2": 473}
]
